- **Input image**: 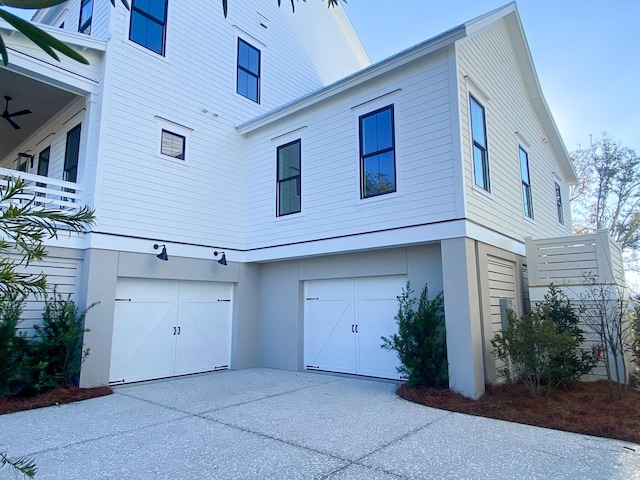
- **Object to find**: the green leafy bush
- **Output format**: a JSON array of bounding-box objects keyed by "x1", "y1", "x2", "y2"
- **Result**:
[
  {"x1": 381, "y1": 282, "x2": 448, "y2": 387},
  {"x1": 27, "y1": 294, "x2": 93, "y2": 392},
  {"x1": 0, "y1": 294, "x2": 27, "y2": 396},
  {"x1": 492, "y1": 285, "x2": 598, "y2": 395}
]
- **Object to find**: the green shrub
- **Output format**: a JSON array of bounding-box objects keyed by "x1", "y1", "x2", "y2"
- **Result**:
[
  {"x1": 0, "y1": 294, "x2": 28, "y2": 396},
  {"x1": 27, "y1": 294, "x2": 93, "y2": 392},
  {"x1": 381, "y1": 282, "x2": 448, "y2": 387},
  {"x1": 492, "y1": 285, "x2": 598, "y2": 395}
]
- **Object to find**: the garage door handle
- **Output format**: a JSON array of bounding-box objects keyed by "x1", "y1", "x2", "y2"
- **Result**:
[
  {"x1": 173, "y1": 326, "x2": 176, "y2": 335},
  {"x1": 355, "y1": 325, "x2": 358, "y2": 333},
  {"x1": 351, "y1": 324, "x2": 354, "y2": 333},
  {"x1": 177, "y1": 326, "x2": 181, "y2": 335}
]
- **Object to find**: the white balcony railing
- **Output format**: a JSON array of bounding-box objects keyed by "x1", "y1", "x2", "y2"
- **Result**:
[{"x1": 0, "y1": 166, "x2": 82, "y2": 212}]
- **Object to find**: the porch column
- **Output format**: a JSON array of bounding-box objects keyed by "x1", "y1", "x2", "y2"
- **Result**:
[{"x1": 441, "y1": 237, "x2": 485, "y2": 399}]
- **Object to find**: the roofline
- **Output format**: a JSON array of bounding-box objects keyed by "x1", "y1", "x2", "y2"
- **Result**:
[
  {"x1": 237, "y1": 23, "x2": 467, "y2": 134},
  {"x1": 0, "y1": 18, "x2": 107, "y2": 53}
]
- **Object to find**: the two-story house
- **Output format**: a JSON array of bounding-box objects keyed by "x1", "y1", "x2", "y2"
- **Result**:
[{"x1": 0, "y1": 1, "x2": 576, "y2": 398}]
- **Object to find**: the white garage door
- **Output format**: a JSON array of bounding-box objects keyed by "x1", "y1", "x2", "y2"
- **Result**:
[
  {"x1": 304, "y1": 275, "x2": 405, "y2": 380},
  {"x1": 109, "y1": 278, "x2": 232, "y2": 384}
]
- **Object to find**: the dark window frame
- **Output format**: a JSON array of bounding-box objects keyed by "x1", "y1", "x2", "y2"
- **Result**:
[
  {"x1": 470, "y1": 94, "x2": 490, "y2": 192},
  {"x1": 519, "y1": 146, "x2": 533, "y2": 219},
  {"x1": 129, "y1": 0, "x2": 168, "y2": 55},
  {"x1": 160, "y1": 129, "x2": 186, "y2": 160},
  {"x1": 78, "y1": 0, "x2": 93, "y2": 34},
  {"x1": 276, "y1": 139, "x2": 302, "y2": 216},
  {"x1": 359, "y1": 105, "x2": 396, "y2": 199},
  {"x1": 64, "y1": 124, "x2": 82, "y2": 183},
  {"x1": 236, "y1": 38, "x2": 261, "y2": 103},
  {"x1": 555, "y1": 181, "x2": 564, "y2": 225}
]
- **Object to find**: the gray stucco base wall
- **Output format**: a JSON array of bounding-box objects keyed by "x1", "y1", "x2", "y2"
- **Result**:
[
  {"x1": 79, "y1": 248, "x2": 260, "y2": 387},
  {"x1": 258, "y1": 244, "x2": 443, "y2": 372}
]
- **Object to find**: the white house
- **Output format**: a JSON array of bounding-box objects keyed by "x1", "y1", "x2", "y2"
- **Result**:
[{"x1": 0, "y1": 1, "x2": 578, "y2": 398}]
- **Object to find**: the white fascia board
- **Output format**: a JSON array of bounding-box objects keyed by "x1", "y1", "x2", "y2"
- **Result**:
[
  {"x1": 237, "y1": 25, "x2": 467, "y2": 135},
  {"x1": 503, "y1": 11, "x2": 578, "y2": 184},
  {"x1": 0, "y1": 19, "x2": 107, "y2": 53}
]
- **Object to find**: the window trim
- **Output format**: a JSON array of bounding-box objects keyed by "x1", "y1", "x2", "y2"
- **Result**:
[
  {"x1": 359, "y1": 104, "x2": 397, "y2": 199},
  {"x1": 155, "y1": 117, "x2": 191, "y2": 164},
  {"x1": 276, "y1": 139, "x2": 302, "y2": 217},
  {"x1": 236, "y1": 38, "x2": 261, "y2": 103},
  {"x1": 78, "y1": 0, "x2": 93, "y2": 34},
  {"x1": 469, "y1": 94, "x2": 490, "y2": 192},
  {"x1": 555, "y1": 181, "x2": 564, "y2": 226},
  {"x1": 129, "y1": 0, "x2": 168, "y2": 56},
  {"x1": 519, "y1": 145, "x2": 533, "y2": 219}
]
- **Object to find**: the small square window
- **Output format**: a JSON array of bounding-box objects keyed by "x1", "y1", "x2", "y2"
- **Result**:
[
  {"x1": 161, "y1": 130, "x2": 185, "y2": 160},
  {"x1": 237, "y1": 39, "x2": 260, "y2": 103},
  {"x1": 359, "y1": 105, "x2": 396, "y2": 198}
]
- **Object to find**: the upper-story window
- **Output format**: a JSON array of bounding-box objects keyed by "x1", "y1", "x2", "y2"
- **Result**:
[
  {"x1": 64, "y1": 124, "x2": 81, "y2": 183},
  {"x1": 78, "y1": 0, "x2": 93, "y2": 34},
  {"x1": 129, "y1": 0, "x2": 168, "y2": 55},
  {"x1": 237, "y1": 39, "x2": 260, "y2": 103},
  {"x1": 359, "y1": 105, "x2": 396, "y2": 198},
  {"x1": 470, "y1": 95, "x2": 490, "y2": 192},
  {"x1": 555, "y1": 182, "x2": 564, "y2": 225},
  {"x1": 277, "y1": 140, "x2": 301, "y2": 216},
  {"x1": 519, "y1": 146, "x2": 533, "y2": 219},
  {"x1": 161, "y1": 130, "x2": 185, "y2": 160}
]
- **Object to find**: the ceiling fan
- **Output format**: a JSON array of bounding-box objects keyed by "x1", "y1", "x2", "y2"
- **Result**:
[{"x1": 2, "y1": 96, "x2": 32, "y2": 130}]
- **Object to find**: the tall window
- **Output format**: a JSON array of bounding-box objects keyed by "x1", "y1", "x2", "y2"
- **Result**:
[
  {"x1": 519, "y1": 146, "x2": 533, "y2": 218},
  {"x1": 129, "y1": 0, "x2": 167, "y2": 55},
  {"x1": 359, "y1": 105, "x2": 396, "y2": 198},
  {"x1": 237, "y1": 39, "x2": 260, "y2": 103},
  {"x1": 555, "y1": 182, "x2": 564, "y2": 225},
  {"x1": 78, "y1": 0, "x2": 93, "y2": 34},
  {"x1": 37, "y1": 146, "x2": 50, "y2": 177},
  {"x1": 277, "y1": 140, "x2": 301, "y2": 216},
  {"x1": 470, "y1": 95, "x2": 490, "y2": 191},
  {"x1": 64, "y1": 124, "x2": 81, "y2": 183}
]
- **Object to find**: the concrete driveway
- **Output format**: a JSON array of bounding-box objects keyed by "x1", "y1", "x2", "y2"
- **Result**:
[{"x1": 1, "y1": 368, "x2": 638, "y2": 479}]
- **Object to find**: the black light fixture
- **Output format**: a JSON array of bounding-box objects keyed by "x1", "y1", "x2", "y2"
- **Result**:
[
  {"x1": 214, "y1": 251, "x2": 227, "y2": 266},
  {"x1": 153, "y1": 243, "x2": 168, "y2": 261},
  {"x1": 17, "y1": 151, "x2": 34, "y2": 169}
]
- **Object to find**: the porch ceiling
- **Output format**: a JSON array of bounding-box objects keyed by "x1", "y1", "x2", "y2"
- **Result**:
[{"x1": 0, "y1": 68, "x2": 77, "y2": 160}]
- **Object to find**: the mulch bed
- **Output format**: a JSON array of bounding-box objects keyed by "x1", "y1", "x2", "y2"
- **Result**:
[
  {"x1": 0, "y1": 386, "x2": 113, "y2": 415},
  {"x1": 398, "y1": 380, "x2": 640, "y2": 445}
]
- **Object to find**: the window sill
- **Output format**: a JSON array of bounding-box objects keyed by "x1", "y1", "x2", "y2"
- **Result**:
[
  {"x1": 356, "y1": 190, "x2": 403, "y2": 209},
  {"x1": 154, "y1": 154, "x2": 188, "y2": 167},
  {"x1": 471, "y1": 185, "x2": 493, "y2": 203},
  {"x1": 274, "y1": 212, "x2": 305, "y2": 222}
]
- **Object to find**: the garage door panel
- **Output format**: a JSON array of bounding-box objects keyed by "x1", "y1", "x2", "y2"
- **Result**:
[
  {"x1": 109, "y1": 301, "x2": 177, "y2": 383},
  {"x1": 174, "y1": 300, "x2": 232, "y2": 375},
  {"x1": 304, "y1": 300, "x2": 356, "y2": 373},
  {"x1": 356, "y1": 299, "x2": 402, "y2": 379}
]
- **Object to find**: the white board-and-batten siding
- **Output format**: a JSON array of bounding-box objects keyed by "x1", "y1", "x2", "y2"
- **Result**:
[
  {"x1": 457, "y1": 19, "x2": 572, "y2": 243},
  {"x1": 92, "y1": 0, "x2": 369, "y2": 249},
  {"x1": 243, "y1": 50, "x2": 459, "y2": 250}
]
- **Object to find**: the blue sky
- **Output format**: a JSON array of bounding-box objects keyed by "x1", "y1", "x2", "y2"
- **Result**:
[
  {"x1": 344, "y1": 0, "x2": 639, "y2": 153},
  {"x1": 5, "y1": 1, "x2": 639, "y2": 152}
]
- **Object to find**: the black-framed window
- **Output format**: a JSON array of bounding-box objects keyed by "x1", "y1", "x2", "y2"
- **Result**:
[
  {"x1": 359, "y1": 105, "x2": 396, "y2": 198},
  {"x1": 64, "y1": 124, "x2": 81, "y2": 183},
  {"x1": 277, "y1": 140, "x2": 301, "y2": 216},
  {"x1": 519, "y1": 146, "x2": 533, "y2": 219},
  {"x1": 555, "y1": 182, "x2": 564, "y2": 225},
  {"x1": 129, "y1": 0, "x2": 167, "y2": 55},
  {"x1": 78, "y1": 0, "x2": 93, "y2": 34},
  {"x1": 470, "y1": 95, "x2": 490, "y2": 191},
  {"x1": 237, "y1": 39, "x2": 260, "y2": 103},
  {"x1": 37, "y1": 146, "x2": 50, "y2": 177},
  {"x1": 161, "y1": 129, "x2": 185, "y2": 160}
]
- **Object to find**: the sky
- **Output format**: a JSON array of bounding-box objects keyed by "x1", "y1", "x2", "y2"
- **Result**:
[{"x1": 343, "y1": 0, "x2": 640, "y2": 154}]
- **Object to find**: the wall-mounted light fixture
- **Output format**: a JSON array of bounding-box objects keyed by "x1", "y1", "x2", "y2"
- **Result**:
[
  {"x1": 153, "y1": 243, "x2": 168, "y2": 261},
  {"x1": 214, "y1": 251, "x2": 227, "y2": 266},
  {"x1": 17, "y1": 151, "x2": 34, "y2": 169}
]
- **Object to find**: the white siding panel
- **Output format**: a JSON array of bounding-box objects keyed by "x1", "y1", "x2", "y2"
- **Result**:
[
  {"x1": 457, "y1": 20, "x2": 572, "y2": 242},
  {"x1": 244, "y1": 51, "x2": 458, "y2": 250}
]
